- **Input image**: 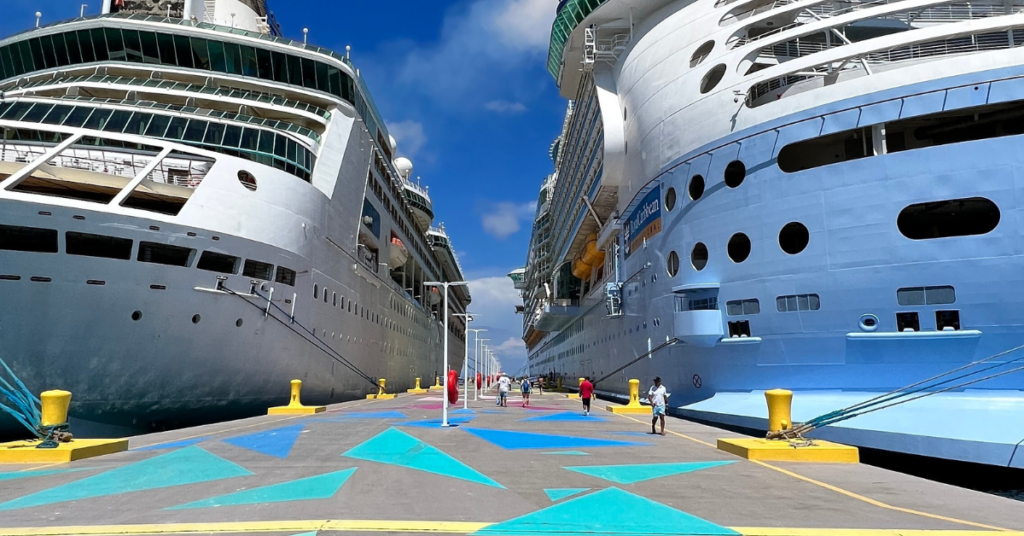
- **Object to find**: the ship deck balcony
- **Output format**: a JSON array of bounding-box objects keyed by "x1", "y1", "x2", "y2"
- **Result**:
[{"x1": 534, "y1": 299, "x2": 581, "y2": 332}]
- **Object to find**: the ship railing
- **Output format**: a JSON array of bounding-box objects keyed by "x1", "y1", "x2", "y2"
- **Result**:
[
  {"x1": 402, "y1": 179, "x2": 431, "y2": 201},
  {"x1": 721, "y1": 0, "x2": 803, "y2": 26}
]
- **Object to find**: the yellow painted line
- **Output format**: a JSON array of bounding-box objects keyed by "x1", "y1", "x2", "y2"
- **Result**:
[{"x1": 606, "y1": 408, "x2": 1013, "y2": 532}]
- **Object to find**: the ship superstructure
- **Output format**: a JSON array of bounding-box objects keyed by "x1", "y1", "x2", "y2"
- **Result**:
[
  {"x1": 0, "y1": 0, "x2": 469, "y2": 437},
  {"x1": 521, "y1": 0, "x2": 1024, "y2": 468}
]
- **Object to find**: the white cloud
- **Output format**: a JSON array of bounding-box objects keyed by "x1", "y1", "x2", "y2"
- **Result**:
[
  {"x1": 467, "y1": 275, "x2": 527, "y2": 372},
  {"x1": 493, "y1": 0, "x2": 558, "y2": 51},
  {"x1": 481, "y1": 201, "x2": 537, "y2": 240},
  {"x1": 386, "y1": 120, "x2": 427, "y2": 158},
  {"x1": 484, "y1": 100, "x2": 528, "y2": 114}
]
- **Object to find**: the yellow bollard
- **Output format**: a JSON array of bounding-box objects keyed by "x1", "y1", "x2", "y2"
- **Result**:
[
  {"x1": 378, "y1": 378, "x2": 387, "y2": 396},
  {"x1": 269, "y1": 379, "x2": 325, "y2": 415},
  {"x1": 429, "y1": 376, "x2": 444, "y2": 391},
  {"x1": 407, "y1": 377, "x2": 427, "y2": 394},
  {"x1": 368, "y1": 377, "x2": 397, "y2": 400},
  {"x1": 765, "y1": 389, "x2": 793, "y2": 434},
  {"x1": 606, "y1": 379, "x2": 649, "y2": 414},
  {"x1": 40, "y1": 390, "x2": 72, "y2": 427},
  {"x1": 415, "y1": 378, "x2": 422, "y2": 390},
  {"x1": 567, "y1": 377, "x2": 584, "y2": 399},
  {"x1": 557, "y1": 377, "x2": 563, "y2": 390}
]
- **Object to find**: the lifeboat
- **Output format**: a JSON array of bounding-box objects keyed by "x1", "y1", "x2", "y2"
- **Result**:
[
  {"x1": 571, "y1": 250, "x2": 591, "y2": 280},
  {"x1": 389, "y1": 233, "x2": 409, "y2": 268},
  {"x1": 581, "y1": 232, "x2": 604, "y2": 266}
]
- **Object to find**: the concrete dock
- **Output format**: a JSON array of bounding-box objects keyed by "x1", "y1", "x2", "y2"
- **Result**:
[{"x1": 1, "y1": 390, "x2": 1023, "y2": 536}]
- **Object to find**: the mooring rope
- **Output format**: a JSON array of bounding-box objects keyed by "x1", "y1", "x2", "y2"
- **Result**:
[{"x1": 0, "y1": 355, "x2": 41, "y2": 437}]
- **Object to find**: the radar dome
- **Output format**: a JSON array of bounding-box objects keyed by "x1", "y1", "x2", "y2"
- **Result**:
[
  {"x1": 394, "y1": 157, "x2": 414, "y2": 179},
  {"x1": 389, "y1": 135, "x2": 397, "y2": 153}
]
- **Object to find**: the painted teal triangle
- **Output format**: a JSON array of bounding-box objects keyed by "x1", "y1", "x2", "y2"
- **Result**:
[
  {"x1": 451, "y1": 408, "x2": 476, "y2": 414},
  {"x1": 0, "y1": 467, "x2": 95, "y2": 481},
  {"x1": 542, "y1": 451, "x2": 589, "y2": 456},
  {"x1": 0, "y1": 447, "x2": 252, "y2": 511},
  {"x1": 462, "y1": 428, "x2": 648, "y2": 450},
  {"x1": 544, "y1": 488, "x2": 589, "y2": 502},
  {"x1": 222, "y1": 424, "x2": 305, "y2": 459},
  {"x1": 564, "y1": 461, "x2": 736, "y2": 485},
  {"x1": 343, "y1": 427, "x2": 503, "y2": 488},
  {"x1": 472, "y1": 487, "x2": 737, "y2": 536},
  {"x1": 166, "y1": 468, "x2": 356, "y2": 510}
]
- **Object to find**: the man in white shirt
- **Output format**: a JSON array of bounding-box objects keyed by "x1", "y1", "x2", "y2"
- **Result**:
[
  {"x1": 498, "y1": 375, "x2": 511, "y2": 407},
  {"x1": 648, "y1": 377, "x2": 668, "y2": 435}
]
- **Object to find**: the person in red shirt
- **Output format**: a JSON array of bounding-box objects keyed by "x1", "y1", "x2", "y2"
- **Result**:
[{"x1": 580, "y1": 377, "x2": 595, "y2": 416}]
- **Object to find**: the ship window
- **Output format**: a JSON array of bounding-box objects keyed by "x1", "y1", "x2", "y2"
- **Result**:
[
  {"x1": 41, "y1": 105, "x2": 74, "y2": 126},
  {"x1": 190, "y1": 37, "x2": 211, "y2": 70},
  {"x1": 897, "y1": 197, "x2": 999, "y2": 239},
  {"x1": 173, "y1": 34, "x2": 193, "y2": 69},
  {"x1": 665, "y1": 187, "x2": 677, "y2": 211},
  {"x1": 137, "y1": 242, "x2": 194, "y2": 267},
  {"x1": 691, "y1": 242, "x2": 708, "y2": 271},
  {"x1": 689, "y1": 174, "x2": 705, "y2": 200},
  {"x1": 776, "y1": 294, "x2": 820, "y2": 312},
  {"x1": 667, "y1": 251, "x2": 680, "y2": 277},
  {"x1": 897, "y1": 286, "x2": 955, "y2": 306},
  {"x1": 313, "y1": 283, "x2": 319, "y2": 299},
  {"x1": 156, "y1": 33, "x2": 176, "y2": 65},
  {"x1": 204, "y1": 122, "x2": 225, "y2": 146},
  {"x1": 276, "y1": 266, "x2": 296, "y2": 286},
  {"x1": 102, "y1": 110, "x2": 132, "y2": 133},
  {"x1": 207, "y1": 40, "x2": 226, "y2": 73},
  {"x1": 333, "y1": 292, "x2": 338, "y2": 306},
  {"x1": 22, "y1": 103, "x2": 53, "y2": 124},
  {"x1": 62, "y1": 106, "x2": 93, "y2": 128},
  {"x1": 700, "y1": 64, "x2": 726, "y2": 94},
  {"x1": 936, "y1": 310, "x2": 960, "y2": 331},
  {"x1": 727, "y1": 233, "x2": 751, "y2": 263},
  {"x1": 241, "y1": 45, "x2": 258, "y2": 77},
  {"x1": 63, "y1": 32, "x2": 81, "y2": 64},
  {"x1": 124, "y1": 113, "x2": 151, "y2": 136},
  {"x1": 145, "y1": 114, "x2": 171, "y2": 137},
  {"x1": 105, "y1": 28, "x2": 125, "y2": 61},
  {"x1": 122, "y1": 29, "x2": 143, "y2": 63},
  {"x1": 82, "y1": 109, "x2": 111, "y2": 130},
  {"x1": 896, "y1": 312, "x2": 920, "y2": 332},
  {"x1": 238, "y1": 170, "x2": 257, "y2": 191},
  {"x1": 689, "y1": 297, "x2": 718, "y2": 311},
  {"x1": 1, "y1": 102, "x2": 32, "y2": 121},
  {"x1": 183, "y1": 120, "x2": 207, "y2": 143},
  {"x1": 724, "y1": 160, "x2": 745, "y2": 188},
  {"x1": 165, "y1": 117, "x2": 188, "y2": 140},
  {"x1": 196, "y1": 251, "x2": 239, "y2": 274},
  {"x1": 779, "y1": 222, "x2": 809, "y2": 254},
  {"x1": 0, "y1": 225, "x2": 58, "y2": 253},
  {"x1": 65, "y1": 232, "x2": 132, "y2": 260},
  {"x1": 75, "y1": 30, "x2": 94, "y2": 63},
  {"x1": 727, "y1": 299, "x2": 760, "y2": 316},
  {"x1": 222, "y1": 125, "x2": 243, "y2": 148},
  {"x1": 242, "y1": 259, "x2": 274, "y2": 281},
  {"x1": 691, "y1": 40, "x2": 715, "y2": 68}
]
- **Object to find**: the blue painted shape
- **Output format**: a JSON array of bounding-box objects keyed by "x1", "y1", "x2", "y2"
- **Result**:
[
  {"x1": 451, "y1": 408, "x2": 476, "y2": 415},
  {"x1": 542, "y1": 451, "x2": 589, "y2": 456},
  {"x1": 397, "y1": 415, "x2": 475, "y2": 428},
  {"x1": 564, "y1": 461, "x2": 736, "y2": 485},
  {"x1": 520, "y1": 412, "x2": 607, "y2": 423},
  {"x1": 330, "y1": 411, "x2": 407, "y2": 420},
  {"x1": 222, "y1": 424, "x2": 305, "y2": 459},
  {"x1": 944, "y1": 83, "x2": 989, "y2": 110},
  {"x1": 134, "y1": 438, "x2": 205, "y2": 451},
  {"x1": 462, "y1": 428, "x2": 649, "y2": 450},
  {"x1": 167, "y1": 468, "x2": 356, "y2": 510},
  {"x1": 544, "y1": 488, "x2": 589, "y2": 502},
  {"x1": 343, "y1": 427, "x2": 503, "y2": 488},
  {"x1": 820, "y1": 109, "x2": 860, "y2": 135},
  {"x1": 0, "y1": 467, "x2": 95, "y2": 481},
  {"x1": 472, "y1": 487, "x2": 737, "y2": 536},
  {"x1": 900, "y1": 91, "x2": 945, "y2": 119},
  {"x1": 858, "y1": 99, "x2": 903, "y2": 126},
  {"x1": 0, "y1": 447, "x2": 252, "y2": 511}
]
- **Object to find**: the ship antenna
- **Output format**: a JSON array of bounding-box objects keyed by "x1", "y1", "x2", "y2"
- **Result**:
[
  {"x1": 346, "y1": 45, "x2": 351, "y2": 59},
  {"x1": 80, "y1": 4, "x2": 87, "y2": 17},
  {"x1": 303, "y1": 27, "x2": 309, "y2": 45},
  {"x1": 35, "y1": 11, "x2": 41, "y2": 28},
  {"x1": 231, "y1": 12, "x2": 236, "y2": 27}
]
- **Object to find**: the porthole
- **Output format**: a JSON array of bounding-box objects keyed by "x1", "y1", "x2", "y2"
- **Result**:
[
  {"x1": 313, "y1": 283, "x2": 319, "y2": 299},
  {"x1": 667, "y1": 251, "x2": 680, "y2": 277},
  {"x1": 689, "y1": 175, "x2": 705, "y2": 200},
  {"x1": 691, "y1": 242, "x2": 709, "y2": 271},
  {"x1": 192, "y1": 314, "x2": 201, "y2": 324},
  {"x1": 779, "y1": 222, "x2": 809, "y2": 254},
  {"x1": 724, "y1": 160, "x2": 746, "y2": 188},
  {"x1": 859, "y1": 314, "x2": 879, "y2": 332},
  {"x1": 237, "y1": 170, "x2": 257, "y2": 191},
  {"x1": 665, "y1": 187, "x2": 677, "y2": 212},
  {"x1": 897, "y1": 197, "x2": 1000, "y2": 239},
  {"x1": 728, "y1": 233, "x2": 751, "y2": 263},
  {"x1": 131, "y1": 310, "x2": 143, "y2": 321},
  {"x1": 690, "y1": 41, "x2": 715, "y2": 68},
  {"x1": 700, "y1": 64, "x2": 726, "y2": 94},
  {"x1": 236, "y1": 318, "x2": 244, "y2": 327}
]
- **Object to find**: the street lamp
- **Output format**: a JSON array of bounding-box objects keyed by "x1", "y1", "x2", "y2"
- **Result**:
[
  {"x1": 424, "y1": 280, "x2": 468, "y2": 427},
  {"x1": 476, "y1": 337, "x2": 489, "y2": 401},
  {"x1": 466, "y1": 328, "x2": 486, "y2": 405},
  {"x1": 455, "y1": 315, "x2": 479, "y2": 411}
]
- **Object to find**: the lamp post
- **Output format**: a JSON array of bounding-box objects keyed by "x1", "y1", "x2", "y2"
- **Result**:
[
  {"x1": 466, "y1": 329, "x2": 486, "y2": 405},
  {"x1": 455, "y1": 316, "x2": 480, "y2": 411},
  {"x1": 476, "y1": 337, "x2": 489, "y2": 401},
  {"x1": 424, "y1": 281, "x2": 468, "y2": 427}
]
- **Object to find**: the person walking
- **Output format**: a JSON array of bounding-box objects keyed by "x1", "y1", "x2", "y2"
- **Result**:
[
  {"x1": 580, "y1": 377, "x2": 594, "y2": 415},
  {"x1": 498, "y1": 374, "x2": 511, "y2": 407},
  {"x1": 648, "y1": 377, "x2": 668, "y2": 435},
  {"x1": 520, "y1": 376, "x2": 532, "y2": 407}
]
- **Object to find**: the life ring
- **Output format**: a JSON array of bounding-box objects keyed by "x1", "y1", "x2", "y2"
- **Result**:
[{"x1": 447, "y1": 369, "x2": 459, "y2": 404}]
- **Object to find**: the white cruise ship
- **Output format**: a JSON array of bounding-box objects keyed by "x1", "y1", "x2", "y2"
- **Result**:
[
  {"x1": 520, "y1": 0, "x2": 1024, "y2": 468},
  {"x1": 0, "y1": 0, "x2": 470, "y2": 437}
]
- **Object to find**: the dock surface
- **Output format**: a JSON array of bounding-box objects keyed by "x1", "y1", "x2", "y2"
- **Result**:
[{"x1": 1, "y1": 391, "x2": 1023, "y2": 536}]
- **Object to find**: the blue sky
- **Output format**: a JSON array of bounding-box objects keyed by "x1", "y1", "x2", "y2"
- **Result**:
[{"x1": 2, "y1": 0, "x2": 564, "y2": 371}]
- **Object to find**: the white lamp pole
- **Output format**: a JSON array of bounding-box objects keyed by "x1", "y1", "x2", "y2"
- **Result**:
[
  {"x1": 466, "y1": 328, "x2": 486, "y2": 404},
  {"x1": 424, "y1": 281, "x2": 468, "y2": 427},
  {"x1": 456, "y1": 317, "x2": 479, "y2": 410},
  {"x1": 477, "y1": 337, "x2": 489, "y2": 400}
]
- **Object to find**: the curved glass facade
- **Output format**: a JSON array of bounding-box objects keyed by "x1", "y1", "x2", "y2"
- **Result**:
[{"x1": 547, "y1": 0, "x2": 608, "y2": 80}]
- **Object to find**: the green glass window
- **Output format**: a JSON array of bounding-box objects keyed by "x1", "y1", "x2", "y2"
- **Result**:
[
  {"x1": 271, "y1": 50, "x2": 286, "y2": 83},
  {"x1": 326, "y1": 67, "x2": 340, "y2": 96},
  {"x1": 8, "y1": 44, "x2": 25, "y2": 76},
  {"x1": 39, "y1": 35, "x2": 57, "y2": 68},
  {"x1": 223, "y1": 42, "x2": 242, "y2": 75},
  {"x1": 203, "y1": 122, "x2": 224, "y2": 145},
  {"x1": 122, "y1": 30, "x2": 143, "y2": 63},
  {"x1": 301, "y1": 57, "x2": 316, "y2": 89},
  {"x1": 273, "y1": 133, "x2": 286, "y2": 158},
  {"x1": 190, "y1": 38, "x2": 210, "y2": 70},
  {"x1": 83, "y1": 109, "x2": 111, "y2": 130},
  {"x1": 0, "y1": 47, "x2": 13, "y2": 79},
  {"x1": 51, "y1": 34, "x2": 71, "y2": 67},
  {"x1": 315, "y1": 61, "x2": 328, "y2": 93},
  {"x1": 145, "y1": 114, "x2": 170, "y2": 137},
  {"x1": 240, "y1": 128, "x2": 258, "y2": 151},
  {"x1": 89, "y1": 28, "x2": 107, "y2": 62},
  {"x1": 222, "y1": 124, "x2": 242, "y2": 147},
  {"x1": 165, "y1": 117, "x2": 188, "y2": 139},
  {"x1": 105, "y1": 28, "x2": 125, "y2": 62},
  {"x1": 124, "y1": 112, "x2": 151, "y2": 135},
  {"x1": 102, "y1": 110, "x2": 132, "y2": 132},
  {"x1": 21, "y1": 103, "x2": 53, "y2": 123},
  {"x1": 183, "y1": 119, "x2": 207, "y2": 143},
  {"x1": 207, "y1": 40, "x2": 225, "y2": 72},
  {"x1": 156, "y1": 33, "x2": 176, "y2": 65},
  {"x1": 255, "y1": 47, "x2": 271, "y2": 79},
  {"x1": 288, "y1": 54, "x2": 303, "y2": 86},
  {"x1": 241, "y1": 46, "x2": 258, "y2": 77},
  {"x1": 257, "y1": 129, "x2": 273, "y2": 154},
  {"x1": 62, "y1": 106, "x2": 93, "y2": 127},
  {"x1": 64, "y1": 31, "x2": 82, "y2": 64},
  {"x1": 1, "y1": 102, "x2": 33, "y2": 121},
  {"x1": 18, "y1": 40, "x2": 34, "y2": 73},
  {"x1": 286, "y1": 138, "x2": 297, "y2": 162},
  {"x1": 173, "y1": 34, "x2": 193, "y2": 69},
  {"x1": 41, "y1": 104, "x2": 74, "y2": 125},
  {"x1": 28, "y1": 38, "x2": 45, "y2": 71},
  {"x1": 140, "y1": 31, "x2": 160, "y2": 64}
]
